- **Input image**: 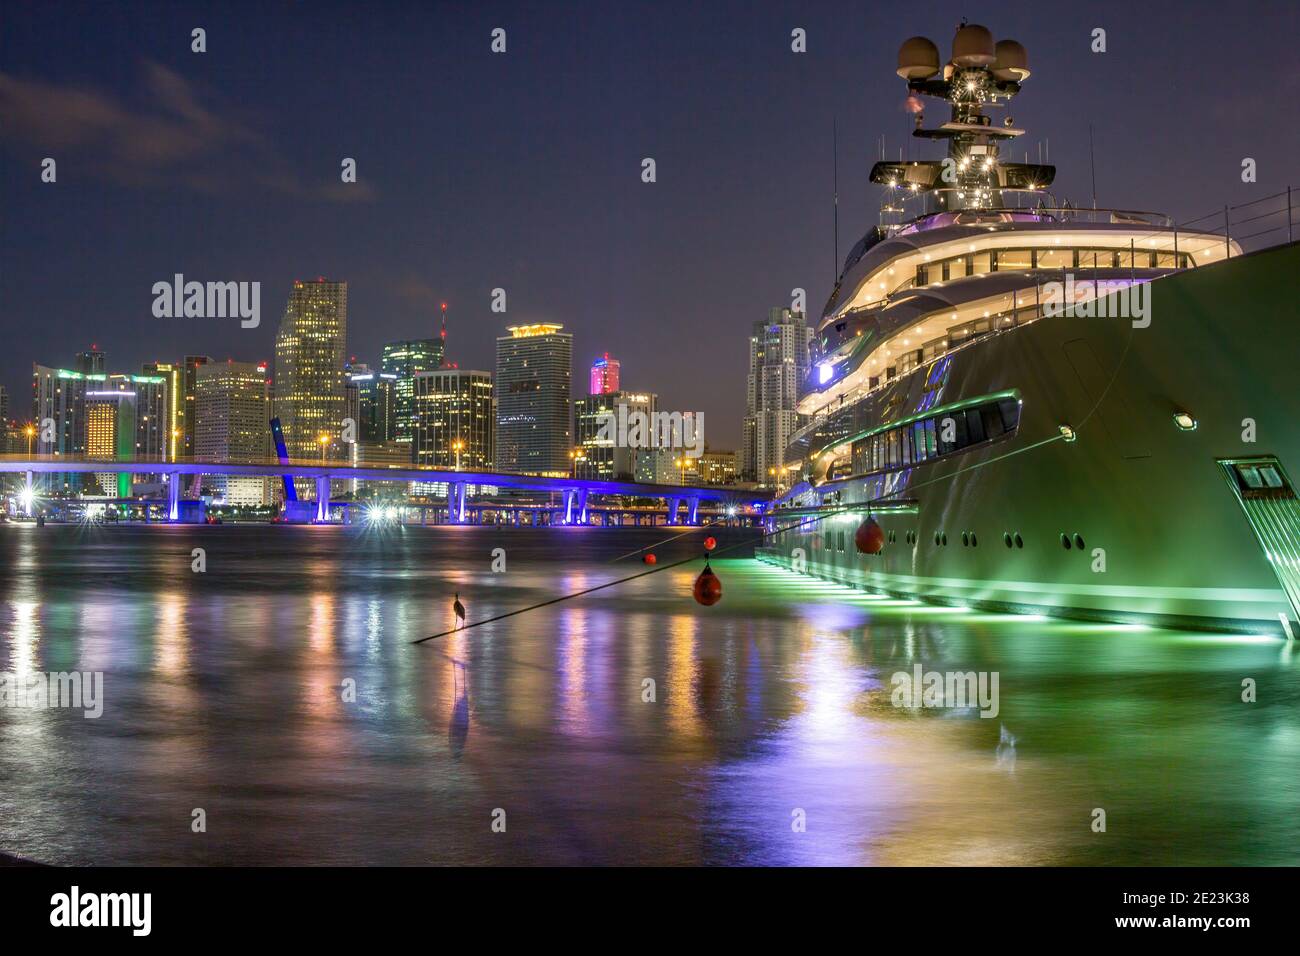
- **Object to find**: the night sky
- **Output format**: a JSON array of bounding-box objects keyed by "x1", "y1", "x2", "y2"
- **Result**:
[{"x1": 3, "y1": 0, "x2": 1296, "y2": 448}]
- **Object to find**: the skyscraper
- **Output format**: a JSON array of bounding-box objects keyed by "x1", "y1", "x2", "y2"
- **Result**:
[
  {"x1": 412, "y1": 369, "x2": 494, "y2": 471},
  {"x1": 142, "y1": 361, "x2": 181, "y2": 460},
  {"x1": 743, "y1": 307, "x2": 811, "y2": 485},
  {"x1": 347, "y1": 371, "x2": 398, "y2": 443},
  {"x1": 589, "y1": 353, "x2": 620, "y2": 395},
  {"x1": 76, "y1": 346, "x2": 106, "y2": 376},
  {"x1": 273, "y1": 279, "x2": 348, "y2": 462},
  {"x1": 182, "y1": 355, "x2": 211, "y2": 458},
  {"x1": 381, "y1": 337, "x2": 445, "y2": 452},
  {"x1": 195, "y1": 361, "x2": 272, "y2": 505},
  {"x1": 574, "y1": 390, "x2": 655, "y2": 481},
  {"x1": 495, "y1": 324, "x2": 572, "y2": 475},
  {"x1": 108, "y1": 373, "x2": 168, "y2": 461},
  {"x1": 81, "y1": 373, "x2": 166, "y2": 496},
  {"x1": 696, "y1": 448, "x2": 740, "y2": 486},
  {"x1": 33, "y1": 363, "x2": 95, "y2": 494}
]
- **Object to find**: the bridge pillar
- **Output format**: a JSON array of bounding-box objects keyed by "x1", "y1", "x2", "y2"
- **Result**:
[
  {"x1": 686, "y1": 496, "x2": 700, "y2": 525},
  {"x1": 167, "y1": 472, "x2": 181, "y2": 522},
  {"x1": 315, "y1": 476, "x2": 331, "y2": 522},
  {"x1": 575, "y1": 488, "x2": 589, "y2": 525},
  {"x1": 25, "y1": 471, "x2": 34, "y2": 516},
  {"x1": 448, "y1": 481, "x2": 467, "y2": 523},
  {"x1": 666, "y1": 496, "x2": 680, "y2": 525}
]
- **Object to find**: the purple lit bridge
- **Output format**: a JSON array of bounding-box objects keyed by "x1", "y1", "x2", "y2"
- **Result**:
[{"x1": 0, "y1": 456, "x2": 770, "y2": 526}]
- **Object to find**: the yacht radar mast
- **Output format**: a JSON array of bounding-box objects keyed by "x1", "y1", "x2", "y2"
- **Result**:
[{"x1": 874, "y1": 23, "x2": 1055, "y2": 218}]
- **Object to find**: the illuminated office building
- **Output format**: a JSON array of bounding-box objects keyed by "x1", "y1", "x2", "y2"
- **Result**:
[
  {"x1": 574, "y1": 390, "x2": 655, "y2": 481},
  {"x1": 143, "y1": 361, "x2": 182, "y2": 460},
  {"x1": 381, "y1": 337, "x2": 444, "y2": 452},
  {"x1": 182, "y1": 355, "x2": 211, "y2": 458},
  {"x1": 743, "y1": 307, "x2": 811, "y2": 485},
  {"x1": 273, "y1": 278, "x2": 348, "y2": 462},
  {"x1": 412, "y1": 368, "x2": 494, "y2": 471},
  {"x1": 494, "y1": 324, "x2": 572, "y2": 475},
  {"x1": 589, "y1": 353, "x2": 621, "y2": 395},
  {"x1": 347, "y1": 371, "x2": 399, "y2": 443},
  {"x1": 195, "y1": 361, "x2": 272, "y2": 505}
]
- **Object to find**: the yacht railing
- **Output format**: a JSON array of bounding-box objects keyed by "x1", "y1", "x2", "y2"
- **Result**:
[{"x1": 807, "y1": 187, "x2": 1300, "y2": 425}]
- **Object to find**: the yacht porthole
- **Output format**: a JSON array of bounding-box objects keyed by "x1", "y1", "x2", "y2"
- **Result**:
[
  {"x1": 1014, "y1": 533, "x2": 1024, "y2": 549},
  {"x1": 1061, "y1": 534, "x2": 1071, "y2": 549},
  {"x1": 971, "y1": 533, "x2": 978, "y2": 548},
  {"x1": 1074, "y1": 533, "x2": 1086, "y2": 550},
  {"x1": 1003, "y1": 533, "x2": 1013, "y2": 548},
  {"x1": 961, "y1": 532, "x2": 969, "y2": 547},
  {"x1": 941, "y1": 533, "x2": 948, "y2": 546}
]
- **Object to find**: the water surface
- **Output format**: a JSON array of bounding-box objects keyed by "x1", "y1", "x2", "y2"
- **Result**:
[{"x1": 1, "y1": 524, "x2": 1297, "y2": 865}]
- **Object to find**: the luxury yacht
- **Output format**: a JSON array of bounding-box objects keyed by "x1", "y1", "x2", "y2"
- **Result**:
[{"x1": 759, "y1": 24, "x2": 1300, "y2": 634}]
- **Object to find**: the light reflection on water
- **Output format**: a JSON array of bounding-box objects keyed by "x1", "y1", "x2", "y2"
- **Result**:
[{"x1": 0, "y1": 524, "x2": 1298, "y2": 865}]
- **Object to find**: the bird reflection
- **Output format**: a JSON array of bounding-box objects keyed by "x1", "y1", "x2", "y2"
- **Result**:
[{"x1": 448, "y1": 659, "x2": 470, "y2": 760}]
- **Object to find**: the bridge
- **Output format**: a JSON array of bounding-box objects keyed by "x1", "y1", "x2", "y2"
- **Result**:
[{"x1": 0, "y1": 455, "x2": 770, "y2": 526}]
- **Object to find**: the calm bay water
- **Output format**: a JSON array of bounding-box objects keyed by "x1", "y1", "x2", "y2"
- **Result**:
[{"x1": 1, "y1": 523, "x2": 1298, "y2": 865}]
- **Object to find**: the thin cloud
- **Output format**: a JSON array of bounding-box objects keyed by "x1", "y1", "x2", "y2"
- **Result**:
[{"x1": 0, "y1": 61, "x2": 374, "y2": 201}]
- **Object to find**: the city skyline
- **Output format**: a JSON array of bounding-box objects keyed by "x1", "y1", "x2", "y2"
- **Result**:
[{"x1": 5, "y1": 1, "x2": 1294, "y2": 452}]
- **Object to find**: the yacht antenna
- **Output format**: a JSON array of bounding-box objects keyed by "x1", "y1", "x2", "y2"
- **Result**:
[
  {"x1": 1089, "y1": 124, "x2": 1097, "y2": 208},
  {"x1": 833, "y1": 117, "x2": 839, "y2": 282}
]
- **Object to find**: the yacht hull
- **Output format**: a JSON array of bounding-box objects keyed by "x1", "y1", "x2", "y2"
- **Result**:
[{"x1": 761, "y1": 242, "x2": 1300, "y2": 634}]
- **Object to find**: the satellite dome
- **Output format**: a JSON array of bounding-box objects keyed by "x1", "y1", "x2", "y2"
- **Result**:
[
  {"x1": 992, "y1": 39, "x2": 1030, "y2": 81},
  {"x1": 896, "y1": 36, "x2": 941, "y2": 79},
  {"x1": 952, "y1": 24, "x2": 996, "y2": 68}
]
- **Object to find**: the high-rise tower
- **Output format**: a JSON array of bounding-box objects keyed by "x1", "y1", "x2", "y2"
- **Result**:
[
  {"x1": 743, "y1": 307, "x2": 811, "y2": 485},
  {"x1": 494, "y1": 324, "x2": 572, "y2": 475},
  {"x1": 273, "y1": 278, "x2": 348, "y2": 461}
]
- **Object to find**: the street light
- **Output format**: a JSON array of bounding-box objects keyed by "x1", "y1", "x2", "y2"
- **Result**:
[
  {"x1": 24, "y1": 422, "x2": 36, "y2": 456},
  {"x1": 569, "y1": 448, "x2": 586, "y2": 479},
  {"x1": 452, "y1": 438, "x2": 464, "y2": 472},
  {"x1": 317, "y1": 432, "x2": 331, "y2": 462}
]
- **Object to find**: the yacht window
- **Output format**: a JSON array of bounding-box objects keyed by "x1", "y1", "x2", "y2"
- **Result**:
[
  {"x1": 970, "y1": 252, "x2": 992, "y2": 274},
  {"x1": 1080, "y1": 249, "x2": 1119, "y2": 269},
  {"x1": 922, "y1": 335, "x2": 948, "y2": 360},
  {"x1": 948, "y1": 256, "x2": 970, "y2": 279},
  {"x1": 1036, "y1": 248, "x2": 1072, "y2": 269},
  {"x1": 1119, "y1": 249, "x2": 1156, "y2": 268},
  {"x1": 998, "y1": 249, "x2": 1033, "y2": 270},
  {"x1": 849, "y1": 396, "x2": 1023, "y2": 479},
  {"x1": 997, "y1": 398, "x2": 1022, "y2": 433}
]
